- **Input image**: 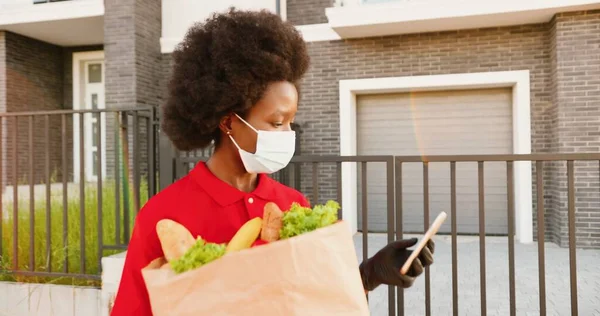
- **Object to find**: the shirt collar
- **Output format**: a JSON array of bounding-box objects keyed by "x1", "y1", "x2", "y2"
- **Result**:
[{"x1": 190, "y1": 161, "x2": 275, "y2": 206}]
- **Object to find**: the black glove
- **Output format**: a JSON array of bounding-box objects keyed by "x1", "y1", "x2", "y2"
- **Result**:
[{"x1": 359, "y1": 238, "x2": 435, "y2": 291}]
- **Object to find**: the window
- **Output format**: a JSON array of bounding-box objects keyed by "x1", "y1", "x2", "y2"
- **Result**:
[{"x1": 88, "y1": 63, "x2": 102, "y2": 84}]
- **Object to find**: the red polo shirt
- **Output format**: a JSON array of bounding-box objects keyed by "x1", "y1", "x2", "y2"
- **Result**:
[{"x1": 110, "y1": 162, "x2": 309, "y2": 316}]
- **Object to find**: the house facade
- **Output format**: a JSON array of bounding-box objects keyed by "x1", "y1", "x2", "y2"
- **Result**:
[{"x1": 1, "y1": 0, "x2": 599, "y2": 248}]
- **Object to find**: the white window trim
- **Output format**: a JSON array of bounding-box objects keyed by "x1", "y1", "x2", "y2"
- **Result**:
[
  {"x1": 339, "y1": 70, "x2": 533, "y2": 243},
  {"x1": 72, "y1": 50, "x2": 106, "y2": 183}
]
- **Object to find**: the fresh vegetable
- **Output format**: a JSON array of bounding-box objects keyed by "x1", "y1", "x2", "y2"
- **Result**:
[
  {"x1": 279, "y1": 200, "x2": 341, "y2": 239},
  {"x1": 155, "y1": 200, "x2": 342, "y2": 275},
  {"x1": 226, "y1": 217, "x2": 263, "y2": 253},
  {"x1": 170, "y1": 237, "x2": 227, "y2": 274}
]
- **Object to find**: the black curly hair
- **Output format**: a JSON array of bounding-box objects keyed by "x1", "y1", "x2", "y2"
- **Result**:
[{"x1": 161, "y1": 8, "x2": 311, "y2": 151}]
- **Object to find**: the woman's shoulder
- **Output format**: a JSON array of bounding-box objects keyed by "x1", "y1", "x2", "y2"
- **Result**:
[{"x1": 137, "y1": 174, "x2": 206, "y2": 221}]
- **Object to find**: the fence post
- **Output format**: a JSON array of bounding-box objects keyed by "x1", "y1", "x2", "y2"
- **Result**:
[
  {"x1": 158, "y1": 123, "x2": 175, "y2": 191},
  {"x1": 292, "y1": 123, "x2": 302, "y2": 189}
]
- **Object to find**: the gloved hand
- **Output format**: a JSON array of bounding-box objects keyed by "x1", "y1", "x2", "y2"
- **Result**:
[{"x1": 359, "y1": 238, "x2": 435, "y2": 291}]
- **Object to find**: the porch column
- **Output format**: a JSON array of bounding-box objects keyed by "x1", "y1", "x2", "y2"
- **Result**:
[
  {"x1": 549, "y1": 11, "x2": 600, "y2": 248},
  {"x1": 104, "y1": 0, "x2": 162, "y2": 195}
]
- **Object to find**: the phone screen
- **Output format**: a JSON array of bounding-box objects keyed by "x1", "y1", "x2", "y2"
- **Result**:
[{"x1": 400, "y1": 211, "x2": 447, "y2": 275}]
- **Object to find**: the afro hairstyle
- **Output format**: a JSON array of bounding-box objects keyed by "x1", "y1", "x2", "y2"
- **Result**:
[{"x1": 161, "y1": 8, "x2": 311, "y2": 151}]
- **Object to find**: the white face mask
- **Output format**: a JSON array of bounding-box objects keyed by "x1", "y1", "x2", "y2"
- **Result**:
[{"x1": 228, "y1": 114, "x2": 296, "y2": 174}]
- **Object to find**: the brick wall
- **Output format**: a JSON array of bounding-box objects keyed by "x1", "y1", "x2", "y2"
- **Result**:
[
  {"x1": 134, "y1": 0, "x2": 162, "y2": 109},
  {"x1": 547, "y1": 16, "x2": 561, "y2": 248},
  {"x1": 160, "y1": 54, "x2": 172, "y2": 106},
  {"x1": 297, "y1": 25, "x2": 554, "y2": 241},
  {"x1": 104, "y1": 0, "x2": 161, "y2": 185},
  {"x1": 300, "y1": 26, "x2": 552, "y2": 157},
  {"x1": 134, "y1": 0, "x2": 162, "y2": 181},
  {"x1": 104, "y1": 0, "x2": 136, "y2": 180},
  {"x1": 0, "y1": 32, "x2": 6, "y2": 190},
  {"x1": 0, "y1": 32, "x2": 5, "y2": 112},
  {"x1": 104, "y1": 0, "x2": 161, "y2": 107},
  {"x1": 160, "y1": 24, "x2": 554, "y2": 237},
  {"x1": 1, "y1": 32, "x2": 64, "y2": 188},
  {"x1": 0, "y1": 37, "x2": 104, "y2": 190},
  {"x1": 159, "y1": 11, "x2": 599, "y2": 247},
  {"x1": 286, "y1": 0, "x2": 332, "y2": 25},
  {"x1": 296, "y1": 16, "x2": 600, "y2": 247},
  {"x1": 550, "y1": 11, "x2": 600, "y2": 248}
]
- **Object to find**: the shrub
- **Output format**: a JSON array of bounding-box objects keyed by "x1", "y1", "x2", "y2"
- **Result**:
[{"x1": 0, "y1": 179, "x2": 149, "y2": 287}]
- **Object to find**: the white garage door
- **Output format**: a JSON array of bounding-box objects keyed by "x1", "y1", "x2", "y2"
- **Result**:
[{"x1": 357, "y1": 88, "x2": 513, "y2": 235}]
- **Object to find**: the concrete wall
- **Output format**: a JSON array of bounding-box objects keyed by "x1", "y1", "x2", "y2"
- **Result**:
[{"x1": 0, "y1": 282, "x2": 102, "y2": 316}]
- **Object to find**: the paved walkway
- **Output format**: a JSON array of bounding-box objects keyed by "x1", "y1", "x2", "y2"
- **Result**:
[{"x1": 354, "y1": 234, "x2": 600, "y2": 316}]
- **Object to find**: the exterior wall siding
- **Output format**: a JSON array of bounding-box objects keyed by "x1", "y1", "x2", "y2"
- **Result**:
[
  {"x1": 0, "y1": 37, "x2": 103, "y2": 190},
  {"x1": 1, "y1": 32, "x2": 64, "y2": 188},
  {"x1": 104, "y1": 0, "x2": 137, "y2": 181},
  {"x1": 550, "y1": 11, "x2": 600, "y2": 248},
  {"x1": 298, "y1": 24, "x2": 553, "y2": 241},
  {"x1": 0, "y1": 32, "x2": 6, "y2": 190},
  {"x1": 159, "y1": 11, "x2": 600, "y2": 248},
  {"x1": 104, "y1": 0, "x2": 161, "y2": 184},
  {"x1": 286, "y1": 0, "x2": 333, "y2": 25},
  {"x1": 133, "y1": 0, "x2": 162, "y2": 183}
]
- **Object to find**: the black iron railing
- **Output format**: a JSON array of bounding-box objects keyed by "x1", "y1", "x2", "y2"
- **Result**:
[
  {"x1": 173, "y1": 153, "x2": 600, "y2": 316},
  {"x1": 0, "y1": 107, "x2": 157, "y2": 283},
  {"x1": 392, "y1": 154, "x2": 599, "y2": 316},
  {"x1": 1, "y1": 105, "x2": 598, "y2": 315}
]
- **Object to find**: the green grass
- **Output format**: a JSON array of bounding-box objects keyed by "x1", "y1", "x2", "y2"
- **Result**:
[{"x1": 0, "y1": 179, "x2": 149, "y2": 287}]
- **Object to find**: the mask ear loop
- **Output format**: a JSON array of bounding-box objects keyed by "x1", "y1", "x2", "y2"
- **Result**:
[
  {"x1": 234, "y1": 113, "x2": 258, "y2": 133},
  {"x1": 227, "y1": 130, "x2": 243, "y2": 152}
]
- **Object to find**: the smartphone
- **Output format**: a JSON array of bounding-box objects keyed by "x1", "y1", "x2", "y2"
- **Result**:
[{"x1": 400, "y1": 211, "x2": 448, "y2": 275}]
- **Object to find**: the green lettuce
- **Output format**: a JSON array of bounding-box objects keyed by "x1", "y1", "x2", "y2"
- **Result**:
[
  {"x1": 170, "y1": 237, "x2": 226, "y2": 274},
  {"x1": 279, "y1": 200, "x2": 341, "y2": 239}
]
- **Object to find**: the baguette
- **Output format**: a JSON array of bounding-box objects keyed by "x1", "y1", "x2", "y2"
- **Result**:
[
  {"x1": 260, "y1": 202, "x2": 284, "y2": 242},
  {"x1": 156, "y1": 219, "x2": 196, "y2": 262}
]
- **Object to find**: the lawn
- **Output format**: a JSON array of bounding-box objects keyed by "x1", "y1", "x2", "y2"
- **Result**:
[{"x1": 0, "y1": 179, "x2": 149, "y2": 287}]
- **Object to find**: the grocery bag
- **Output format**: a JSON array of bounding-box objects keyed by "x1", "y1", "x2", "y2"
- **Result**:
[{"x1": 141, "y1": 220, "x2": 370, "y2": 316}]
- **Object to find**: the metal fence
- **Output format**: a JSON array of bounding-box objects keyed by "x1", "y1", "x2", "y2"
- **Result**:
[
  {"x1": 0, "y1": 107, "x2": 157, "y2": 281},
  {"x1": 391, "y1": 154, "x2": 600, "y2": 316},
  {"x1": 1, "y1": 107, "x2": 599, "y2": 315},
  {"x1": 173, "y1": 152, "x2": 600, "y2": 316}
]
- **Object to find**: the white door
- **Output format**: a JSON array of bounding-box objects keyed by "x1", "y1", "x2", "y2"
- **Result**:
[{"x1": 83, "y1": 61, "x2": 106, "y2": 182}]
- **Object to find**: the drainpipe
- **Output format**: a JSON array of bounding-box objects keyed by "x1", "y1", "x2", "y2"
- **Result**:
[{"x1": 276, "y1": 0, "x2": 281, "y2": 16}]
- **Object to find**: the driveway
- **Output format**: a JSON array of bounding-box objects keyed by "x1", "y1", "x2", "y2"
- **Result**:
[{"x1": 354, "y1": 234, "x2": 600, "y2": 316}]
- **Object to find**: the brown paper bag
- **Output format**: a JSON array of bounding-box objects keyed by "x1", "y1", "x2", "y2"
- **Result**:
[{"x1": 141, "y1": 221, "x2": 370, "y2": 316}]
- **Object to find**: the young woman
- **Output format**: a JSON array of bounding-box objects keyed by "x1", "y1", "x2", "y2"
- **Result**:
[{"x1": 111, "y1": 9, "x2": 434, "y2": 315}]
